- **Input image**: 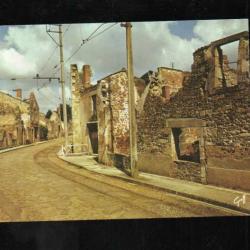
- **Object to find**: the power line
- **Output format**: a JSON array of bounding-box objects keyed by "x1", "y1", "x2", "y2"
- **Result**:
[
  {"x1": 38, "y1": 45, "x2": 59, "y2": 74},
  {"x1": 37, "y1": 24, "x2": 70, "y2": 75},
  {"x1": 80, "y1": 25, "x2": 83, "y2": 40},
  {"x1": 65, "y1": 44, "x2": 83, "y2": 64},
  {"x1": 63, "y1": 24, "x2": 71, "y2": 37},
  {"x1": 1, "y1": 23, "x2": 118, "y2": 92},
  {"x1": 36, "y1": 84, "x2": 61, "y2": 101},
  {"x1": 64, "y1": 22, "x2": 119, "y2": 64},
  {"x1": 84, "y1": 23, "x2": 105, "y2": 40},
  {"x1": 86, "y1": 22, "x2": 118, "y2": 42},
  {"x1": 63, "y1": 23, "x2": 106, "y2": 64},
  {"x1": 0, "y1": 77, "x2": 33, "y2": 81},
  {"x1": 36, "y1": 90, "x2": 60, "y2": 107},
  {"x1": 49, "y1": 23, "x2": 119, "y2": 73}
]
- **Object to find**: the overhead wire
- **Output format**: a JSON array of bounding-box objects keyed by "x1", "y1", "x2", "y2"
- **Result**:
[
  {"x1": 63, "y1": 24, "x2": 71, "y2": 37},
  {"x1": 64, "y1": 22, "x2": 119, "y2": 64},
  {"x1": 37, "y1": 45, "x2": 59, "y2": 74},
  {"x1": 1, "y1": 23, "x2": 118, "y2": 99},
  {"x1": 37, "y1": 24, "x2": 71, "y2": 76},
  {"x1": 85, "y1": 23, "x2": 105, "y2": 40},
  {"x1": 85, "y1": 22, "x2": 118, "y2": 42}
]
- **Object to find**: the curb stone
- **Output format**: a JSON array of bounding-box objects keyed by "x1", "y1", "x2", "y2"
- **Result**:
[
  {"x1": 57, "y1": 155, "x2": 250, "y2": 215},
  {"x1": 0, "y1": 140, "x2": 54, "y2": 154}
]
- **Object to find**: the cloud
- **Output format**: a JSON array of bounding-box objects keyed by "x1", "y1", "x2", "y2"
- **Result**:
[
  {"x1": 132, "y1": 21, "x2": 203, "y2": 73},
  {"x1": 193, "y1": 19, "x2": 249, "y2": 43},
  {"x1": 193, "y1": 19, "x2": 249, "y2": 65},
  {"x1": 0, "y1": 48, "x2": 36, "y2": 76},
  {"x1": 0, "y1": 19, "x2": 248, "y2": 112}
]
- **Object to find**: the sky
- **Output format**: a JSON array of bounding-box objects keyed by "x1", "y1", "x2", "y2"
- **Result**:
[{"x1": 0, "y1": 19, "x2": 248, "y2": 113}]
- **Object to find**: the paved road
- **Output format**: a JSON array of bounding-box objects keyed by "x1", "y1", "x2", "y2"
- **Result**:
[{"x1": 0, "y1": 140, "x2": 241, "y2": 222}]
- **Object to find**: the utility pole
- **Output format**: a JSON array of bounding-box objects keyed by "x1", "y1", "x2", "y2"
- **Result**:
[
  {"x1": 59, "y1": 24, "x2": 69, "y2": 147},
  {"x1": 121, "y1": 22, "x2": 138, "y2": 178},
  {"x1": 46, "y1": 24, "x2": 69, "y2": 147}
]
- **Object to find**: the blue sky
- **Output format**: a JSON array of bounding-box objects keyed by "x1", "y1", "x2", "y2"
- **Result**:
[
  {"x1": 0, "y1": 26, "x2": 7, "y2": 40},
  {"x1": 0, "y1": 19, "x2": 248, "y2": 113},
  {"x1": 169, "y1": 20, "x2": 197, "y2": 40}
]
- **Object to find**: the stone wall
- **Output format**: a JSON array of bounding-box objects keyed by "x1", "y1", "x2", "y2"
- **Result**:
[
  {"x1": 137, "y1": 32, "x2": 250, "y2": 189},
  {"x1": 71, "y1": 64, "x2": 99, "y2": 154},
  {"x1": 47, "y1": 111, "x2": 62, "y2": 140},
  {"x1": 71, "y1": 64, "x2": 84, "y2": 152},
  {"x1": 158, "y1": 67, "x2": 190, "y2": 98},
  {"x1": 138, "y1": 79, "x2": 250, "y2": 185},
  {"x1": 97, "y1": 70, "x2": 130, "y2": 158},
  {"x1": 0, "y1": 91, "x2": 40, "y2": 148},
  {"x1": 97, "y1": 69, "x2": 143, "y2": 167},
  {"x1": 0, "y1": 91, "x2": 29, "y2": 114}
]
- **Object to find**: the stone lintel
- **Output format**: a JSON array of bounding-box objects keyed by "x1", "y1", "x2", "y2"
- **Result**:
[
  {"x1": 166, "y1": 118, "x2": 206, "y2": 128},
  {"x1": 210, "y1": 31, "x2": 249, "y2": 48}
]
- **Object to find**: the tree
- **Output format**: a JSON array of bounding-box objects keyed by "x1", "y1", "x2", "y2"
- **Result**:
[
  {"x1": 45, "y1": 110, "x2": 52, "y2": 119},
  {"x1": 59, "y1": 104, "x2": 72, "y2": 122},
  {"x1": 39, "y1": 125, "x2": 48, "y2": 140}
]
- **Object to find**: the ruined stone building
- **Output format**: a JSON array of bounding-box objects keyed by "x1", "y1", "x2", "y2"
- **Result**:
[
  {"x1": 46, "y1": 110, "x2": 63, "y2": 140},
  {"x1": 0, "y1": 89, "x2": 40, "y2": 149},
  {"x1": 71, "y1": 65, "x2": 98, "y2": 154},
  {"x1": 71, "y1": 65, "x2": 141, "y2": 163},
  {"x1": 71, "y1": 31, "x2": 249, "y2": 191},
  {"x1": 39, "y1": 112, "x2": 48, "y2": 140},
  {"x1": 137, "y1": 31, "x2": 250, "y2": 191},
  {"x1": 39, "y1": 108, "x2": 64, "y2": 140}
]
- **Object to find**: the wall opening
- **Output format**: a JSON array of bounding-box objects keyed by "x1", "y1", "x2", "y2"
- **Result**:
[
  {"x1": 87, "y1": 122, "x2": 98, "y2": 154},
  {"x1": 172, "y1": 127, "x2": 200, "y2": 163},
  {"x1": 161, "y1": 86, "x2": 170, "y2": 100},
  {"x1": 90, "y1": 94, "x2": 97, "y2": 121},
  {"x1": 215, "y1": 41, "x2": 238, "y2": 88}
]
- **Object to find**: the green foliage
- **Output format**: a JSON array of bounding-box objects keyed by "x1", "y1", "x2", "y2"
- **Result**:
[
  {"x1": 39, "y1": 125, "x2": 48, "y2": 140},
  {"x1": 45, "y1": 110, "x2": 52, "y2": 119},
  {"x1": 59, "y1": 104, "x2": 72, "y2": 122}
]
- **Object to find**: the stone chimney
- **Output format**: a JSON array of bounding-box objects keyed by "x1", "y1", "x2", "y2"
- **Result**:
[
  {"x1": 82, "y1": 65, "x2": 91, "y2": 88},
  {"x1": 15, "y1": 89, "x2": 22, "y2": 99}
]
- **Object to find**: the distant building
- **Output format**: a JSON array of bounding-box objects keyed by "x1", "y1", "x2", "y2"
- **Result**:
[
  {"x1": 39, "y1": 112, "x2": 48, "y2": 140},
  {"x1": 46, "y1": 110, "x2": 63, "y2": 140},
  {"x1": 0, "y1": 89, "x2": 40, "y2": 149}
]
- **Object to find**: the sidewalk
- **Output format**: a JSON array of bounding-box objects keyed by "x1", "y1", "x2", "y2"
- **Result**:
[
  {"x1": 0, "y1": 140, "x2": 49, "y2": 154},
  {"x1": 59, "y1": 154, "x2": 250, "y2": 215}
]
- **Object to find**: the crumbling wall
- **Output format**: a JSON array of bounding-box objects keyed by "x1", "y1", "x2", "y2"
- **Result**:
[
  {"x1": 97, "y1": 70, "x2": 145, "y2": 168},
  {"x1": 98, "y1": 70, "x2": 130, "y2": 157},
  {"x1": 237, "y1": 37, "x2": 249, "y2": 82},
  {"x1": 0, "y1": 101, "x2": 21, "y2": 148},
  {"x1": 71, "y1": 64, "x2": 84, "y2": 152},
  {"x1": 71, "y1": 64, "x2": 98, "y2": 154},
  {"x1": 47, "y1": 111, "x2": 61, "y2": 140},
  {"x1": 222, "y1": 55, "x2": 237, "y2": 87},
  {"x1": 158, "y1": 67, "x2": 190, "y2": 99},
  {"x1": 137, "y1": 32, "x2": 250, "y2": 188},
  {"x1": 97, "y1": 79, "x2": 113, "y2": 165},
  {"x1": 0, "y1": 91, "x2": 35, "y2": 148},
  {"x1": 138, "y1": 74, "x2": 250, "y2": 185},
  {"x1": 0, "y1": 91, "x2": 29, "y2": 113}
]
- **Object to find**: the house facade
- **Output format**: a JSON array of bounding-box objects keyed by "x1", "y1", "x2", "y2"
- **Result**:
[{"x1": 0, "y1": 89, "x2": 40, "y2": 149}]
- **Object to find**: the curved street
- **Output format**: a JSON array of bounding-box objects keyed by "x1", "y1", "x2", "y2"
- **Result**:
[{"x1": 0, "y1": 140, "x2": 241, "y2": 222}]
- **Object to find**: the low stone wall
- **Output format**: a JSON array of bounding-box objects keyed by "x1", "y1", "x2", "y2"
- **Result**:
[{"x1": 207, "y1": 167, "x2": 250, "y2": 191}]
